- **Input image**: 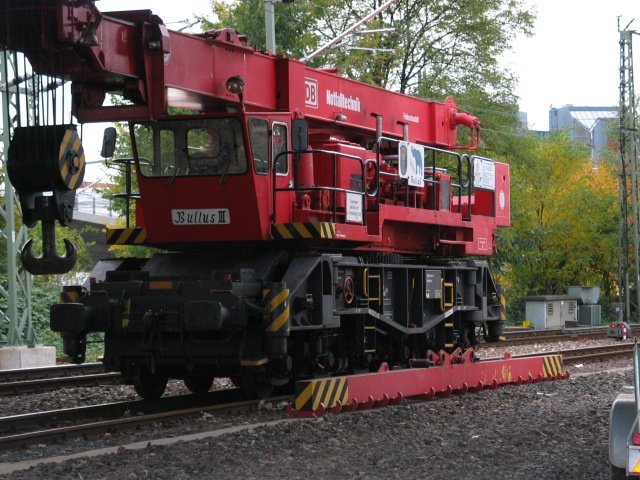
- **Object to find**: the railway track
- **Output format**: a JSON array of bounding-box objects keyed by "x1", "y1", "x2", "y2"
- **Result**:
[
  {"x1": 515, "y1": 342, "x2": 634, "y2": 362},
  {"x1": 0, "y1": 342, "x2": 633, "y2": 452},
  {"x1": 0, "y1": 362, "x2": 106, "y2": 382},
  {"x1": 0, "y1": 363, "x2": 120, "y2": 396},
  {"x1": 0, "y1": 388, "x2": 289, "y2": 451},
  {"x1": 0, "y1": 327, "x2": 625, "y2": 396},
  {"x1": 496, "y1": 325, "x2": 640, "y2": 346}
]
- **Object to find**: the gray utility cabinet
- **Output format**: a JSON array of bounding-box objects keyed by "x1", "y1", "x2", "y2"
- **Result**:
[
  {"x1": 568, "y1": 286, "x2": 601, "y2": 326},
  {"x1": 524, "y1": 295, "x2": 579, "y2": 330}
]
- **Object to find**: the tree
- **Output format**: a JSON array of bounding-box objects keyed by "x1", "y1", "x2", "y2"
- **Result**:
[
  {"x1": 207, "y1": 0, "x2": 533, "y2": 99},
  {"x1": 495, "y1": 132, "x2": 620, "y2": 320},
  {"x1": 203, "y1": 0, "x2": 319, "y2": 59}
]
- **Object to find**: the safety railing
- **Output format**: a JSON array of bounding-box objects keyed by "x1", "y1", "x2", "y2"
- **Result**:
[
  {"x1": 74, "y1": 191, "x2": 116, "y2": 218},
  {"x1": 375, "y1": 136, "x2": 473, "y2": 220},
  {"x1": 272, "y1": 148, "x2": 375, "y2": 226}
]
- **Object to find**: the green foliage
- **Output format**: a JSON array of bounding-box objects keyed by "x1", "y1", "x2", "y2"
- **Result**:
[
  {"x1": 495, "y1": 133, "x2": 620, "y2": 321},
  {"x1": 203, "y1": 0, "x2": 319, "y2": 58},
  {"x1": 29, "y1": 279, "x2": 61, "y2": 349},
  {"x1": 207, "y1": 0, "x2": 533, "y2": 99}
]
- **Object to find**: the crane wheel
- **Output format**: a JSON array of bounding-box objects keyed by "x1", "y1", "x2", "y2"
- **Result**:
[{"x1": 132, "y1": 366, "x2": 168, "y2": 400}]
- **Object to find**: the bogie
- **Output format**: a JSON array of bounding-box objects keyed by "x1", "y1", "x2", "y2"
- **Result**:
[{"x1": 52, "y1": 251, "x2": 504, "y2": 399}]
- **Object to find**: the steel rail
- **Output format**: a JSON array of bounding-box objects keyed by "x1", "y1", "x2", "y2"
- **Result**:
[
  {"x1": 514, "y1": 343, "x2": 634, "y2": 362},
  {"x1": 0, "y1": 390, "x2": 290, "y2": 451},
  {"x1": 0, "y1": 363, "x2": 105, "y2": 383},
  {"x1": 489, "y1": 325, "x2": 640, "y2": 346},
  {"x1": 0, "y1": 372, "x2": 121, "y2": 396}
]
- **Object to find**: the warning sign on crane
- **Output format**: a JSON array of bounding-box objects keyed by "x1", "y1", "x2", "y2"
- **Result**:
[
  {"x1": 398, "y1": 141, "x2": 425, "y2": 187},
  {"x1": 473, "y1": 157, "x2": 496, "y2": 191}
]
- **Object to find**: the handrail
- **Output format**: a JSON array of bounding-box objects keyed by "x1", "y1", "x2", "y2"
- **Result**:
[
  {"x1": 272, "y1": 139, "x2": 484, "y2": 228},
  {"x1": 375, "y1": 136, "x2": 473, "y2": 215},
  {"x1": 272, "y1": 148, "x2": 368, "y2": 226},
  {"x1": 111, "y1": 157, "x2": 139, "y2": 228}
]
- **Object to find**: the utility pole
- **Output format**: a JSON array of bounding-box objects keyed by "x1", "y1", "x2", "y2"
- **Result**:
[
  {"x1": 264, "y1": 0, "x2": 277, "y2": 54},
  {"x1": 618, "y1": 21, "x2": 640, "y2": 323}
]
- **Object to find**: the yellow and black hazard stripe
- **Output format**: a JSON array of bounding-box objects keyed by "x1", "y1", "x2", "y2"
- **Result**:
[
  {"x1": 500, "y1": 293, "x2": 507, "y2": 321},
  {"x1": 294, "y1": 377, "x2": 349, "y2": 412},
  {"x1": 263, "y1": 285, "x2": 290, "y2": 334},
  {"x1": 542, "y1": 355, "x2": 564, "y2": 378},
  {"x1": 106, "y1": 227, "x2": 147, "y2": 245},
  {"x1": 271, "y1": 222, "x2": 335, "y2": 240},
  {"x1": 58, "y1": 128, "x2": 85, "y2": 191}
]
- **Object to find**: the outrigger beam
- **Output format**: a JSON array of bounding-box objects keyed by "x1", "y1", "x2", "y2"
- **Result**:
[{"x1": 287, "y1": 349, "x2": 569, "y2": 417}]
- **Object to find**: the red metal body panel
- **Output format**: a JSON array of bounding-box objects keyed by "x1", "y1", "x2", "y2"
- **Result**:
[
  {"x1": 164, "y1": 32, "x2": 278, "y2": 112},
  {"x1": 138, "y1": 174, "x2": 268, "y2": 244},
  {"x1": 275, "y1": 59, "x2": 474, "y2": 148},
  {"x1": 494, "y1": 162, "x2": 511, "y2": 226}
]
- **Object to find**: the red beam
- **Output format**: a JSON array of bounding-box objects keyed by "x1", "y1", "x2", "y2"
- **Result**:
[{"x1": 288, "y1": 349, "x2": 568, "y2": 417}]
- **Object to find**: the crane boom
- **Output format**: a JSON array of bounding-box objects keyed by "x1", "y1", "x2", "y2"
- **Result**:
[{"x1": 0, "y1": 0, "x2": 478, "y2": 148}]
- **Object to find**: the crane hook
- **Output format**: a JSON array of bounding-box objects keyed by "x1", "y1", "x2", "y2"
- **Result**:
[{"x1": 21, "y1": 218, "x2": 77, "y2": 275}]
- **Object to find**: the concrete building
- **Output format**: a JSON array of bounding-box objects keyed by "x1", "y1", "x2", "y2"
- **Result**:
[{"x1": 548, "y1": 105, "x2": 617, "y2": 160}]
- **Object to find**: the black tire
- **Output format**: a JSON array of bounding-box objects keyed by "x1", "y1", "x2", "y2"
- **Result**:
[
  {"x1": 184, "y1": 376, "x2": 214, "y2": 395},
  {"x1": 610, "y1": 463, "x2": 628, "y2": 480},
  {"x1": 132, "y1": 367, "x2": 168, "y2": 400}
]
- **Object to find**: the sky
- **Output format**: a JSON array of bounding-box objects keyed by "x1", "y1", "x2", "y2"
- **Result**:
[
  {"x1": 507, "y1": 0, "x2": 638, "y2": 130},
  {"x1": 78, "y1": 0, "x2": 639, "y2": 179}
]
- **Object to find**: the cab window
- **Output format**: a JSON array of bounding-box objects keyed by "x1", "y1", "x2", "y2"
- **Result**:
[
  {"x1": 186, "y1": 121, "x2": 246, "y2": 175},
  {"x1": 273, "y1": 122, "x2": 288, "y2": 175},
  {"x1": 249, "y1": 118, "x2": 269, "y2": 175},
  {"x1": 135, "y1": 117, "x2": 247, "y2": 178}
]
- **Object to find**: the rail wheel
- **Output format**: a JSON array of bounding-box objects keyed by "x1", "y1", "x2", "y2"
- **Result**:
[
  {"x1": 184, "y1": 376, "x2": 214, "y2": 395},
  {"x1": 240, "y1": 372, "x2": 273, "y2": 399},
  {"x1": 132, "y1": 366, "x2": 168, "y2": 400}
]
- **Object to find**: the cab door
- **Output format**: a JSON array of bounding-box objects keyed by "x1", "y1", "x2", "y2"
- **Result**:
[
  {"x1": 271, "y1": 120, "x2": 292, "y2": 223},
  {"x1": 247, "y1": 116, "x2": 292, "y2": 234}
]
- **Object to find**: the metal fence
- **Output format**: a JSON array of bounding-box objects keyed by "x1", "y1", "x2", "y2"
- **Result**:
[{"x1": 73, "y1": 191, "x2": 116, "y2": 218}]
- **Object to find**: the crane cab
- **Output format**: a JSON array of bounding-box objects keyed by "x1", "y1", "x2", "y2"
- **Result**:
[{"x1": 125, "y1": 113, "x2": 293, "y2": 248}]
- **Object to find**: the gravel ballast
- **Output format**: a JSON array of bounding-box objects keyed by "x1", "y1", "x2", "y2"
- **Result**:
[{"x1": 0, "y1": 367, "x2": 631, "y2": 479}]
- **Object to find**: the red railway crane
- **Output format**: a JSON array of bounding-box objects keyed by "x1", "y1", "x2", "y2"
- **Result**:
[{"x1": 0, "y1": 1, "x2": 530, "y2": 403}]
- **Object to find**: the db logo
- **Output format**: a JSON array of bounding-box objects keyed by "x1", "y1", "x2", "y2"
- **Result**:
[{"x1": 305, "y1": 78, "x2": 318, "y2": 108}]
